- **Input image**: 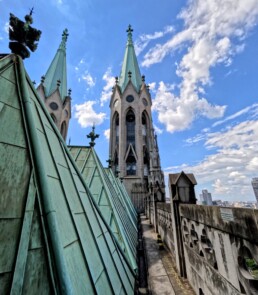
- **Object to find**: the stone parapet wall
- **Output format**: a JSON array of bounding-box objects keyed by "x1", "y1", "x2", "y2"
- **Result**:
[
  {"x1": 180, "y1": 204, "x2": 258, "y2": 295},
  {"x1": 145, "y1": 198, "x2": 258, "y2": 294},
  {"x1": 156, "y1": 203, "x2": 175, "y2": 255}
]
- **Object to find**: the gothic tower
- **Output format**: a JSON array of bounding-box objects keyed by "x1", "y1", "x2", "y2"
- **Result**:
[
  {"x1": 37, "y1": 29, "x2": 71, "y2": 141},
  {"x1": 109, "y1": 25, "x2": 165, "y2": 212}
]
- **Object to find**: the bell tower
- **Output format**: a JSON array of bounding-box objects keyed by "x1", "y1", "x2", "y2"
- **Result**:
[{"x1": 109, "y1": 25, "x2": 165, "y2": 212}]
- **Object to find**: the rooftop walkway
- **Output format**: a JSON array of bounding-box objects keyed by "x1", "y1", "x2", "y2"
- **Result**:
[{"x1": 141, "y1": 215, "x2": 195, "y2": 295}]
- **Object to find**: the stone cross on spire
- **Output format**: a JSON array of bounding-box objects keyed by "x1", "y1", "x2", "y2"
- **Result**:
[
  {"x1": 126, "y1": 25, "x2": 133, "y2": 43},
  {"x1": 59, "y1": 28, "x2": 69, "y2": 50},
  {"x1": 87, "y1": 125, "x2": 99, "y2": 147}
]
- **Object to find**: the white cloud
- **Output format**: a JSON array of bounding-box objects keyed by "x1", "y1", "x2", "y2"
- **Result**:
[
  {"x1": 164, "y1": 119, "x2": 258, "y2": 200},
  {"x1": 75, "y1": 59, "x2": 96, "y2": 89},
  {"x1": 212, "y1": 104, "x2": 258, "y2": 127},
  {"x1": 82, "y1": 72, "x2": 96, "y2": 88},
  {"x1": 100, "y1": 67, "x2": 115, "y2": 106},
  {"x1": 152, "y1": 81, "x2": 225, "y2": 133},
  {"x1": 135, "y1": 26, "x2": 174, "y2": 56},
  {"x1": 153, "y1": 124, "x2": 163, "y2": 135},
  {"x1": 142, "y1": 0, "x2": 258, "y2": 132},
  {"x1": 104, "y1": 129, "x2": 110, "y2": 140},
  {"x1": 74, "y1": 101, "x2": 106, "y2": 128},
  {"x1": 4, "y1": 22, "x2": 9, "y2": 34},
  {"x1": 148, "y1": 82, "x2": 156, "y2": 91}
]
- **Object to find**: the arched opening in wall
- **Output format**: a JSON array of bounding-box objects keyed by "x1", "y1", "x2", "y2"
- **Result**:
[
  {"x1": 199, "y1": 288, "x2": 205, "y2": 295},
  {"x1": 214, "y1": 262, "x2": 218, "y2": 270},
  {"x1": 126, "y1": 110, "x2": 135, "y2": 148},
  {"x1": 142, "y1": 113, "x2": 147, "y2": 144},
  {"x1": 114, "y1": 152, "x2": 119, "y2": 176},
  {"x1": 143, "y1": 149, "x2": 149, "y2": 177},
  {"x1": 60, "y1": 121, "x2": 67, "y2": 139},
  {"x1": 50, "y1": 113, "x2": 57, "y2": 123},
  {"x1": 201, "y1": 228, "x2": 213, "y2": 250},
  {"x1": 182, "y1": 220, "x2": 189, "y2": 243},
  {"x1": 239, "y1": 281, "x2": 246, "y2": 294},
  {"x1": 126, "y1": 150, "x2": 136, "y2": 176},
  {"x1": 112, "y1": 112, "x2": 119, "y2": 145},
  {"x1": 190, "y1": 224, "x2": 199, "y2": 245},
  {"x1": 238, "y1": 246, "x2": 258, "y2": 281},
  {"x1": 199, "y1": 250, "x2": 204, "y2": 257}
]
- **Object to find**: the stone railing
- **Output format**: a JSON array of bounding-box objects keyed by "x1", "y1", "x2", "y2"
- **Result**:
[
  {"x1": 145, "y1": 199, "x2": 258, "y2": 295},
  {"x1": 156, "y1": 202, "x2": 174, "y2": 255},
  {"x1": 179, "y1": 204, "x2": 258, "y2": 295}
]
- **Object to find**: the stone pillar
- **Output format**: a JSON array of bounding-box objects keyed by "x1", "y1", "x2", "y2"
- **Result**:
[{"x1": 169, "y1": 172, "x2": 197, "y2": 278}]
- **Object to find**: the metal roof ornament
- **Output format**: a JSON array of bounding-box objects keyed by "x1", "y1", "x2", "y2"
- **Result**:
[
  {"x1": 59, "y1": 28, "x2": 69, "y2": 50},
  {"x1": 128, "y1": 71, "x2": 132, "y2": 79},
  {"x1": 9, "y1": 9, "x2": 41, "y2": 59},
  {"x1": 142, "y1": 75, "x2": 145, "y2": 82},
  {"x1": 57, "y1": 79, "x2": 61, "y2": 87},
  {"x1": 68, "y1": 88, "x2": 72, "y2": 96},
  {"x1": 106, "y1": 155, "x2": 113, "y2": 168},
  {"x1": 40, "y1": 75, "x2": 45, "y2": 83},
  {"x1": 87, "y1": 124, "x2": 99, "y2": 147},
  {"x1": 126, "y1": 24, "x2": 133, "y2": 43}
]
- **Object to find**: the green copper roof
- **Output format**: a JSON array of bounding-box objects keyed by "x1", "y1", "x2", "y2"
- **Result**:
[
  {"x1": 105, "y1": 168, "x2": 137, "y2": 225},
  {"x1": 119, "y1": 25, "x2": 142, "y2": 93},
  {"x1": 68, "y1": 146, "x2": 138, "y2": 271},
  {"x1": 43, "y1": 29, "x2": 68, "y2": 100},
  {"x1": 0, "y1": 54, "x2": 135, "y2": 294}
]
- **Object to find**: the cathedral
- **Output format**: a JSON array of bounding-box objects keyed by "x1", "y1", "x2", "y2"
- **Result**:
[
  {"x1": 3, "y1": 11, "x2": 258, "y2": 295},
  {"x1": 36, "y1": 24, "x2": 165, "y2": 213}
]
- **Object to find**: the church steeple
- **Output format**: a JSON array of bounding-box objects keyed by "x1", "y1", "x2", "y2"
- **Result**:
[
  {"x1": 37, "y1": 29, "x2": 71, "y2": 141},
  {"x1": 109, "y1": 26, "x2": 165, "y2": 213},
  {"x1": 43, "y1": 29, "x2": 68, "y2": 101},
  {"x1": 119, "y1": 25, "x2": 142, "y2": 93}
]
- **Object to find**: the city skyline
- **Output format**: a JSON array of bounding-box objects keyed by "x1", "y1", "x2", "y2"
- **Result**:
[{"x1": 1, "y1": 0, "x2": 258, "y2": 201}]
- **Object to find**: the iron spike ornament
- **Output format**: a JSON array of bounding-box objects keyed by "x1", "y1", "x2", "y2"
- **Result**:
[
  {"x1": 86, "y1": 125, "x2": 99, "y2": 147},
  {"x1": 9, "y1": 9, "x2": 41, "y2": 59}
]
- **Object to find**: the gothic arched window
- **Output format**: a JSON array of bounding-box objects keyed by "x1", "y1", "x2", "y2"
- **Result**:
[
  {"x1": 50, "y1": 113, "x2": 57, "y2": 123},
  {"x1": 142, "y1": 113, "x2": 147, "y2": 144},
  {"x1": 60, "y1": 121, "x2": 67, "y2": 139},
  {"x1": 112, "y1": 112, "x2": 119, "y2": 145},
  {"x1": 126, "y1": 110, "x2": 135, "y2": 148},
  {"x1": 126, "y1": 150, "x2": 136, "y2": 175}
]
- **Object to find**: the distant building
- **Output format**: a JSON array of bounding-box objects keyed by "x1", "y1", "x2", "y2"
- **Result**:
[
  {"x1": 251, "y1": 178, "x2": 258, "y2": 203},
  {"x1": 199, "y1": 189, "x2": 213, "y2": 205}
]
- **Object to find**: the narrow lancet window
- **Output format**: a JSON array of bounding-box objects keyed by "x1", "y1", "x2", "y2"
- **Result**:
[{"x1": 126, "y1": 110, "x2": 135, "y2": 148}]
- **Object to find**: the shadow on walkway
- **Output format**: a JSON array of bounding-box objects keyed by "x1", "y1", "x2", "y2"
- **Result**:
[{"x1": 141, "y1": 214, "x2": 196, "y2": 295}]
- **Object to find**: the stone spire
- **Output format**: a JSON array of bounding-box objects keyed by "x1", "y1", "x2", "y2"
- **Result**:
[
  {"x1": 118, "y1": 25, "x2": 142, "y2": 93},
  {"x1": 43, "y1": 29, "x2": 68, "y2": 100}
]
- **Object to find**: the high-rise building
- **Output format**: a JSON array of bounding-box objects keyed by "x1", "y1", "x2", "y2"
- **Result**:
[
  {"x1": 251, "y1": 178, "x2": 258, "y2": 203},
  {"x1": 199, "y1": 189, "x2": 213, "y2": 205},
  {"x1": 37, "y1": 29, "x2": 71, "y2": 140},
  {"x1": 109, "y1": 25, "x2": 165, "y2": 212}
]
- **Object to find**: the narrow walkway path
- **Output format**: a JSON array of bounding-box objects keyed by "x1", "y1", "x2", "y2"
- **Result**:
[{"x1": 141, "y1": 215, "x2": 195, "y2": 295}]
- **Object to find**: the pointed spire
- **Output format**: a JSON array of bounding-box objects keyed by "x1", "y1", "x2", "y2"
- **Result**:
[
  {"x1": 42, "y1": 29, "x2": 68, "y2": 101},
  {"x1": 118, "y1": 25, "x2": 142, "y2": 93}
]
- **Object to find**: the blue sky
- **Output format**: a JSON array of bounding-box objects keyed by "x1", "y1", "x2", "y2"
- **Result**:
[{"x1": 1, "y1": 0, "x2": 258, "y2": 202}]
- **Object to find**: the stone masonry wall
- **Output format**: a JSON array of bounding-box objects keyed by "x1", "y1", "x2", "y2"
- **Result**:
[
  {"x1": 180, "y1": 205, "x2": 258, "y2": 295},
  {"x1": 148, "y1": 202, "x2": 258, "y2": 295}
]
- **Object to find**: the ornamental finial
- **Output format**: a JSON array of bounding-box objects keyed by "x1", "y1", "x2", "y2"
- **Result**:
[
  {"x1": 126, "y1": 24, "x2": 133, "y2": 42},
  {"x1": 106, "y1": 155, "x2": 113, "y2": 168},
  {"x1": 59, "y1": 28, "x2": 69, "y2": 50},
  {"x1": 9, "y1": 10, "x2": 41, "y2": 59},
  {"x1": 86, "y1": 124, "x2": 99, "y2": 147}
]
